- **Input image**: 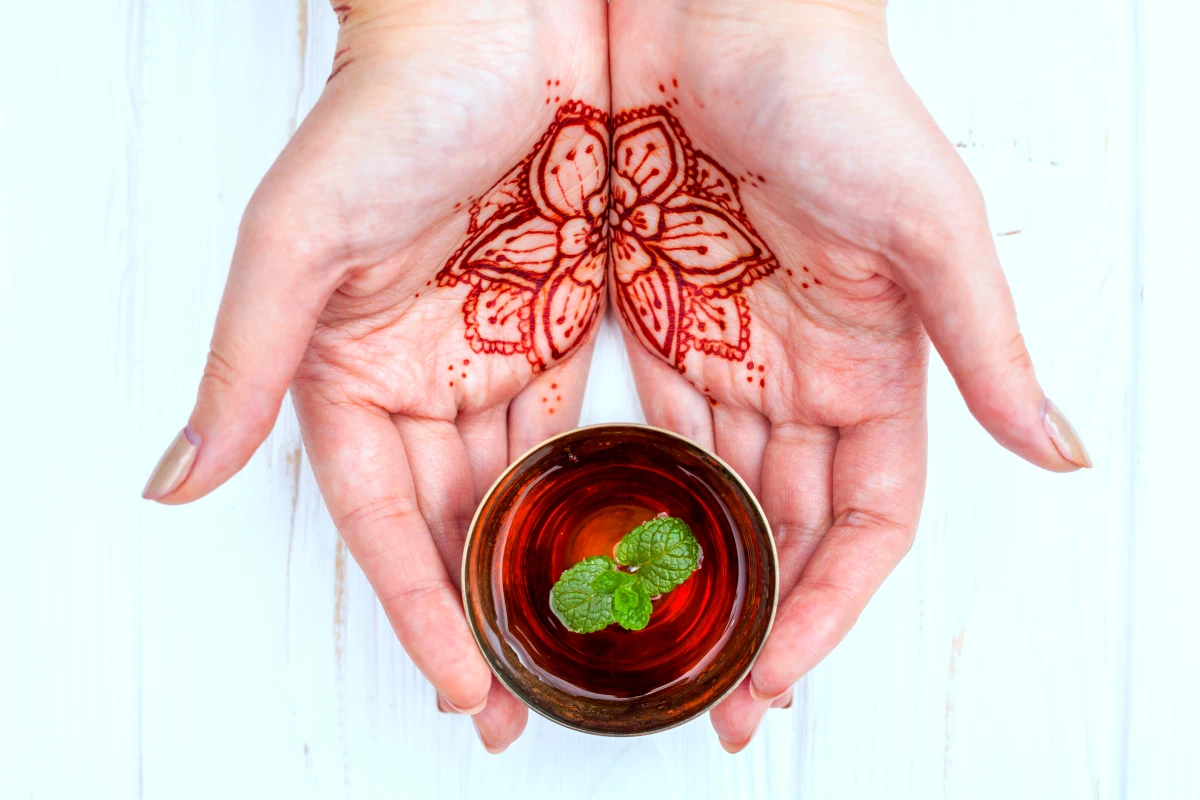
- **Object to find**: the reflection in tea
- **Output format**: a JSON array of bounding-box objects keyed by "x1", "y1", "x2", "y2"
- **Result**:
[{"x1": 494, "y1": 455, "x2": 747, "y2": 700}]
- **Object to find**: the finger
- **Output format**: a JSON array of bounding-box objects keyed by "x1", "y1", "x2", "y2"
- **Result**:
[
  {"x1": 711, "y1": 675, "x2": 796, "y2": 752},
  {"x1": 621, "y1": 328, "x2": 715, "y2": 450},
  {"x1": 296, "y1": 398, "x2": 491, "y2": 714},
  {"x1": 770, "y1": 688, "x2": 794, "y2": 709},
  {"x1": 709, "y1": 679, "x2": 769, "y2": 754},
  {"x1": 889, "y1": 173, "x2": 1090, "y2": 471},
  {"x1": 711, "y1": 421, "x2": 835, "y2": 743},
  {"x1": 508, "y1": 339, "x2": 596, "y2": 458},
  {"x1": 471, "y1": 676, "x2": 529, "y2": 755},
  {"x1": 711, "y1": 405, "x2": 770, "y2": 499},
  {"x1": 144, "y1": 200, "x2": 343, "y2": 503},
  {"x1": 760, "y1": 422, "x2": 838, "y2": 594},
  {"x1": 749, "y1": 413, "x2": 927, "y2": 701},
  {"x1": 456, "y1": 405, "x2": 510, "y2": 502},
  {"x1": 393, "y1": 416, "x2": 478, "y2": 582}
]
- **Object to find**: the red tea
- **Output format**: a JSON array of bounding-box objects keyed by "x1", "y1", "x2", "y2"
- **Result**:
[{"x1": 493, "y1": 447, "x2": 747, "y2": 699}]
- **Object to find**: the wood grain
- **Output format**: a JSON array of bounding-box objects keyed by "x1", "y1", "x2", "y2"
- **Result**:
[{"x1": 0, "y1": 1, "x2": 1193, "y2": 798}]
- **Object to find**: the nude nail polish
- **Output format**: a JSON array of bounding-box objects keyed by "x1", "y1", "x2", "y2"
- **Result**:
[
  {"x1": 473, "y1": 720, "x2": 504, "y2": 755},
  {"x1": 719, "y1": 737, "x2": 750, "y2": 754},
  {"x1": 748, "y1": 678, "x2": 785, "y2": 705},
  {"x1": 142, "y1": 426, "x2": 200, "y2": 500},
  {"x1": 446, "y1": 697, "x2": 487, "y2": 716},
  {"x1": 1042, "y1": 399, "x2": 1092, "y2": 468}
]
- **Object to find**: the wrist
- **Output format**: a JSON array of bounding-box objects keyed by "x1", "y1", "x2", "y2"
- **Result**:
[
  {"x1": 335, "y1": 0, "x2": 534, "y2": 26},
  {"x1": 681, "y1": 0, "x2": 887, "y2": 39},
  {"x1": 330, "y1": 0, "x2": 540, "y2": 60}
]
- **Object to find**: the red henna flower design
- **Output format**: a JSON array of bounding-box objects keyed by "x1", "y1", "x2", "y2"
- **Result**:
[
  {"x1": 439, "y1": 101, "x2": 609, "y2": 372},
  {"x1": 610, "y1": 106, "x2": 777, "y2": 370}
]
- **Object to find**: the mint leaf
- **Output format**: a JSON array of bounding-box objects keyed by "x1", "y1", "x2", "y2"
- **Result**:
[
  {"x1": 592, "y1": 569, "x2": 637, "y2": 595},
  {"x1": 615, "y1": 516, "x2": 702, "y2": 595},
  {"x1": 550, "y1": 556, "x2": 619, "y2": 633},
  {"x1": 612, "y1": 580, "x2": 652, "y2": 630}
]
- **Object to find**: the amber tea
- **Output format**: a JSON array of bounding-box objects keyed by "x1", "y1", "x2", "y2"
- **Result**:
[
  {"x1": 464, "y1": 425, "x2": 777, "y2": 735},
  {"x1": 504, "y1": 454, "x2": 743, "y2": 697}
]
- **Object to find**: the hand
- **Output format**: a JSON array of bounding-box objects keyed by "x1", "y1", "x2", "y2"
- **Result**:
[
  {"x1": 142, "y1": 0, "x2": 610, "y2": 753},
  {"x1": 607, "y1": 0, "x2": 1091, "y2": 751}
]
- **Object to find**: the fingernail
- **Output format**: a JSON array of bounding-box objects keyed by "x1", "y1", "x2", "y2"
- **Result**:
[
  {"x1": 719, "y1": 737, "x2": 750, "y2": 754},
  {"x1": 770, "y1": 689, "x2": 794, "y2": 710},
  {"x1": 142, "y1": 426, "x2": 201, "y2": 500},
  {"x1": 446, "y1": 697, "x2": 487, "y2": 716},
  {"x1": 473, "y1": 719, "x2": 505, "y2": 755},
  {"x1": 1042, "y1": 399, "x2": 1092, "y2": 468},
  {"x1": 436, "y1": 695, "x2": 454, "y2": 714},
  {"x1": 748, "y1": 678, "x2": 784, "y2": 704}
]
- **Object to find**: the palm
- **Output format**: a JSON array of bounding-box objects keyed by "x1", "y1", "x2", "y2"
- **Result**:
[
  {"x1": 607, "y1": 0, "x2": 984, "y2": 746},
  {"x1": 282, "y1": 7, "x2": 607, "y2": 429},
  {"x1": 269, "y1": 1, "x2": 610, "y2": 746}
]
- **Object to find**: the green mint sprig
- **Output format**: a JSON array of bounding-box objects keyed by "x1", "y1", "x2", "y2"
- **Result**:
[{"x1": 549, "y1": 516, "x2": 701, "y2": 633}]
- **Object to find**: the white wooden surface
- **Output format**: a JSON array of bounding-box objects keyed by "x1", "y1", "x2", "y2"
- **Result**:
[{"x1": 1, "y1": 1, "x2": 1195, "y2": 798}]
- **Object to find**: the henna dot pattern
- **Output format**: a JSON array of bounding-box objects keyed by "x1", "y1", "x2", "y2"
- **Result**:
[
  {"x1": 610, "y1": 104, "x2": 778, "y2": 372},
  {"x1": 440, "y1": 101, "x2": 609, "y2": 373}
]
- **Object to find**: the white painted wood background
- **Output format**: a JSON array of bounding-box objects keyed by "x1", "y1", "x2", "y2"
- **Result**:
[{"x1": 1, "y1": 1, "x2": 1196, "y2": 798}]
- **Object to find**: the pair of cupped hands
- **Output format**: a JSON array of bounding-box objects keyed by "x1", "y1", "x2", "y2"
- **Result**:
[{"x1": 143, "y1": 0, "x2": 1091, "y2": 754}]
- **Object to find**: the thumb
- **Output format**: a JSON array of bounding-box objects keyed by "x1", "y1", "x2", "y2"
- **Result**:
[
  {"x1": 891, "y1": 176, "x2": 1091, "y2": 472},
  {"x1": 142, "y1": 200, "x2": 341, "y2": 503}
]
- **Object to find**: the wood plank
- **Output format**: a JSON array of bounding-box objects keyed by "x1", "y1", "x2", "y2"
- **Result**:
[
  {"x1": 0, "y1": 2, "x2": 146, "y2": 797},
  {"x1": 788, "y1": 1, "x2": 1136, "y2": 795},
  {"x1": 0, "y1": 0, "x2": 1149, "y2": 797},
  {"x1": 1126, "y1": 1, "x2": 1200, "y2": 797}
]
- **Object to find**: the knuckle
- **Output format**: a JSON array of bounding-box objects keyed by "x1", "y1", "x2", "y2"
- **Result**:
[
  {"x1": 335, "y1": 495, "x2": 422, "y2": 537},
  {"x1": 426, "y1": 511, "x2": 472, "y2": 556},
  {"x1": 198, "y1": 346, "x2": 281, "y2": 432},
  {"x1": 381, "y1": 578, "x2": 447, "y2": 610},
  {"x1": 201, "y1": 347, "x2": 241, "y2": 394},
  {"x1": 831, "y1": 507, "x2": 918, "y2": 561},
  {"x1": 997, "y1": 331, "x2": 1034, "y2": 374}
]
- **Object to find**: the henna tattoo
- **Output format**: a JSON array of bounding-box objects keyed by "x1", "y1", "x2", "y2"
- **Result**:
[
  {"x1": 439, "y1": 100, "x2": 609, "y2": 373},
  {"x1": 439, "y1": 93, "x2": 778, "y2": 382},
  {"x1": 447, "y1": 358, "x2": 472, "y2": 389},
  {"x1": 610, "y1": 105, "x2": 778, "y2": 373}
]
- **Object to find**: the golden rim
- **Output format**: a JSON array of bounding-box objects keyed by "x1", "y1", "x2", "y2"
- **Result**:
[{"x1": 460, "y1": 421, "x2": 780, "y2": 736}]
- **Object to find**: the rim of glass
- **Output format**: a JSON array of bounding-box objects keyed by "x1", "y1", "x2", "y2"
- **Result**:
[{"x1": 460, "y1": 422, "x2": 780, "y2": 736}]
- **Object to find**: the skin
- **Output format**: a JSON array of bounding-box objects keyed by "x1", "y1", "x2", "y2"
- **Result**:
[
  {"x1": 147, "y1": 0, "x2": 1089, "y2": 755},
  {"x1": 152, "y1": 0, "x2": 610, "y2": 752},
  {"x1": 609, "y1": 0, "x2": 1085, "y2": 751}
]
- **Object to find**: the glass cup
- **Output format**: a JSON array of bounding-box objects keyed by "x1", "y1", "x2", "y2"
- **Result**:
[{"x1": 462, "y1": 423, "x2": 778, "y2": 735}]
